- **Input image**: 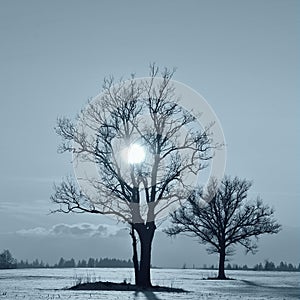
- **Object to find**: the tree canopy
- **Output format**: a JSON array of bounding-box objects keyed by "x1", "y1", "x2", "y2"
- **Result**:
[
  {"x1": 51, "y1": 65, "x2": 218, "y2": 286},
  {"x1": 0, "y1": 249, "x2": 17, "y2": 269}
]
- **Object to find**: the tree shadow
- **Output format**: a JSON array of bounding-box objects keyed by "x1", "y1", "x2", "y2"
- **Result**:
[
  {"x1": 241, "y1": 279, "x2": 295, "y2": 292},
  {"x1": 241, "y1": 279, "x2": 264, "y2": 287},
  {"x1": 134, "y1": 290, "x2": 162, "y2": 300}
]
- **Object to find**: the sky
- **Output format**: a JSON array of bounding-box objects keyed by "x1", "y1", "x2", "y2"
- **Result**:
[{"x1": 0, "y1": 0, "x2": 299, "y2": 267}]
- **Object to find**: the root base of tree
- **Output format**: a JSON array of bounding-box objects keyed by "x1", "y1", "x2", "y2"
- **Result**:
[
  {"x1": 69, "y1": 281, "x2": 188, "y2": 293},
  {"x1": 204, "y1": 277, "x2": 235, "y2": 280}
]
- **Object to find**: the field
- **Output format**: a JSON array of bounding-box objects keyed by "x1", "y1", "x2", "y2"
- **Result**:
[{"x1": 0, "y1": 268, "x2": 299, "y2": 299}]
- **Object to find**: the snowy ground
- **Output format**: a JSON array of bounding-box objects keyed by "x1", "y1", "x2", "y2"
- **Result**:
[{"x1": 0, "y1": 268, "x2": 299, "y2": 299}]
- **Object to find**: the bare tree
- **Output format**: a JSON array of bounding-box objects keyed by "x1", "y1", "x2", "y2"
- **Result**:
[
  {"x1": 165, "y1": 176, "x2": 282, "y2": 279},
  {"x1": 51, "y1": 65, "x2": 215, "y2": 287}
]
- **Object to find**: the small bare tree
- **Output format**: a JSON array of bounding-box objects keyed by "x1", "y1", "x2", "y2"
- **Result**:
[
  {"x1": 165, "y1": 176, "x2": 281, "y2": 279},
  {"x1": 51, "y1": 65, "x2": 215, "y2": 287}
]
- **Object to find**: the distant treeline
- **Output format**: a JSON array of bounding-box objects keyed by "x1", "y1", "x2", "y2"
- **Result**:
[
  {"x1": 1, "y1": 249, "x2": 299, "y2": 271},
  {"x1": 201, "y1": 260, "x2": 300, "y2": 272},
  {"x1": 18, "y1": 257, "x2": 133, "y2": 269},
  {"x1": 253, "y1": 260, "x2": 300, "y2": 272},
  {"x1": 0, "y1": 249, "x2": 132, "y2": 269}
]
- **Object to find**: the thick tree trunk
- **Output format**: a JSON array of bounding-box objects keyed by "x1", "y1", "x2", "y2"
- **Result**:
[
  {"x1": 139, "y1": 232, "x2": 152, "y2": 287},
  {"x1": 217, "y1": 247, "x2": 226, "y2": 279},
  {"x1": 133, "y1": 222, "x2": 156, "y2": 287}
]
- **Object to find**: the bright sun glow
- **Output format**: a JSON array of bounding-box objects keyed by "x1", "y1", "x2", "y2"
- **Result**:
[{"x1": 127, "y1": 144, "x2": 145, "y2": 164}]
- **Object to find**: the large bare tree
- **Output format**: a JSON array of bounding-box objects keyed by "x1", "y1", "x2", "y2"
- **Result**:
[
  {"x1": 51, "y1": 65, "x2": 215, "y2": 287},
  {"x1": 165, "y1": 177, "x2": 281, "y2": 279}
]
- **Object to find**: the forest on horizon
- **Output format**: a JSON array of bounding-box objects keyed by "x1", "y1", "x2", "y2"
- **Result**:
[{"x1": 0, "y1": 249, "x2": 299, "y2": 272}]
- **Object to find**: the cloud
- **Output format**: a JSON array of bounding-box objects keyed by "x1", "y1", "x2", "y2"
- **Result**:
[{"x1": 16, "y1": 223, "x2": 122, "y2": 238}]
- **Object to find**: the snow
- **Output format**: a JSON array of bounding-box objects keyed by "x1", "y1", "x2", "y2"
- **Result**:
[{"x1": 0, "y1": 268, "x2": 299, "y2": 299}]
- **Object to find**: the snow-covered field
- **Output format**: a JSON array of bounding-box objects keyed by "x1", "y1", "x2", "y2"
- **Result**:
[{"x1": 0, "y1": 268, "x2": 299, "y2": 300}]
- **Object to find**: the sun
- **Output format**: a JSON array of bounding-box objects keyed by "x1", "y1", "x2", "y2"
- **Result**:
[{"x1": 127, "y1": 143, "x2": 146, "y2": 164}]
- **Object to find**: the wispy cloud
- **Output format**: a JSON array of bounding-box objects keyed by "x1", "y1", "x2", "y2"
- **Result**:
[
  {"x1": 16, "y1": 223, "x2": 124, "y2": 238},
  {"x1": 1, "y1": 175, "x2": 62, "y2": 184}
]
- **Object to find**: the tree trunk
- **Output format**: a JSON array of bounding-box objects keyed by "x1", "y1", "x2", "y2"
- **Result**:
[
  {"x1": 139, "y1": 231, "x2": 152, "y2": 287},
  {"x1": 133, "y1": 222, "x2": 156, "y2": 287},
  {"x1": 217, "y1": 247, "x2": 226, "y2": 279}
]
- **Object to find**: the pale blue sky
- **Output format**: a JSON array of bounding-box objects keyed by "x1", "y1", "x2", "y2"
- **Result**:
[{"x1": 0, "y1": 0, "x2": 299, "y2": 266}]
